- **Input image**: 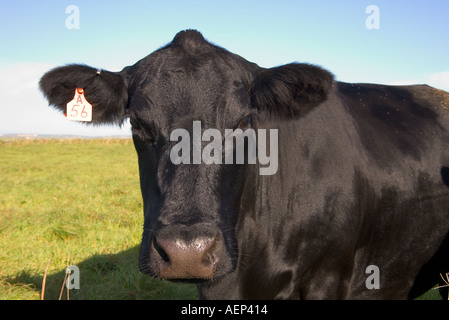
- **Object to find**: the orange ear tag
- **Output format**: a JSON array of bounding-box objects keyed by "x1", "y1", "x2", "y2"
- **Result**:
[{"x1": 66, "y1": 88, "x2": 92, "y2": 122}]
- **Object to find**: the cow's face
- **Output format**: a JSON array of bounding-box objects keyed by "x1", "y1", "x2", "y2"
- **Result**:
[
  {"x1": 39, "y1": 30, "x2": 334, "y2": 283},
  {"x1": 128, "y1": 31, "x2": 260, "y2": 281}
]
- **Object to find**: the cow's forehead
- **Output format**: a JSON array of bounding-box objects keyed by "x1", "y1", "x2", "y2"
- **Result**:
[{"x1": 127, "y1": 34, "x2": 254, "y2": 131}]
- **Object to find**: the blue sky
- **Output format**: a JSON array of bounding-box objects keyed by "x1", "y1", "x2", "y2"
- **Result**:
[{"x1": 1, "y1": 0, "x2": 448, "y2": 136}]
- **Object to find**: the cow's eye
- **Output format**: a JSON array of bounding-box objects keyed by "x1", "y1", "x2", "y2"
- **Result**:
[
  {"x1": 238, "y1": 115, "x2": 252, "y2": 130},
  {"x1": 129, "y1": 118, "x2": 141, "y2": 131},
  {"x1": 130, "y1": 117, "x2": 154, "y2": 143}
]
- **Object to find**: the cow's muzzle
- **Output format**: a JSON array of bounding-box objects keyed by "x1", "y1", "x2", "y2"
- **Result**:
[{"x1": 152, "y1": 234, "x2": 220, "y2": 280}]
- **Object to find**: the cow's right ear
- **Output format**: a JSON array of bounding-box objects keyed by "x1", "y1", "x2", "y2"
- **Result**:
[{"x1": 39, "y1": 64, "x2": 128, "y2": 125}]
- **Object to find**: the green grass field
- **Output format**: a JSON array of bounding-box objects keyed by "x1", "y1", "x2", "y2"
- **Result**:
[
  {"x1": 0, "y1": 138, "x2": 446, "y2": 300},
  {"x1": 0, "y1": 138, "x2": 196, "y2": 300}
]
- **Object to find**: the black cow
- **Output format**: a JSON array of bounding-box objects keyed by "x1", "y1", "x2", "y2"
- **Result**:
[{"x1": 39, "y1": 30, "x2": 449, "y2": 299}]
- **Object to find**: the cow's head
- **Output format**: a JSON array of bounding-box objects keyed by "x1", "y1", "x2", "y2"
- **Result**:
[{"x1": 39, "y1": 30, "x2": 334, "y2": 283}]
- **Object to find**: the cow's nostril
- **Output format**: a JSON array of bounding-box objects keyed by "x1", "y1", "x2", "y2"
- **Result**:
[
  {"x1": 153, "y1": 236, "x2": 218, "y2": 280},
  {"x1": 152, "y1": 237, "x2": 170, "y2": 263}
]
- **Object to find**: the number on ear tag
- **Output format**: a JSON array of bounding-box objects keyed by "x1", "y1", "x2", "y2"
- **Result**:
[{"x1": 66, "y1": 88, "x2": 92, "y2": 122}]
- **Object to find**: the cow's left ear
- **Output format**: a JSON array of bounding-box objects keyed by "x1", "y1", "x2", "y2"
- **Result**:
[
  {"x1": 39, "y1": 64, "x2": 129, "y2": 125},
  {"x1": 250, "y1": 63, "x2": 334, "y2": 118}
]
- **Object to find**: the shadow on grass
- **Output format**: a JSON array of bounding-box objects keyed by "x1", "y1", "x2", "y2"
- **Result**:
[
  {"x1": 4, "y1": 245, "x2": 447, "y2": 300},
  {"x1": 4, "y1": 246, "x2": 198, "y2": 300}
]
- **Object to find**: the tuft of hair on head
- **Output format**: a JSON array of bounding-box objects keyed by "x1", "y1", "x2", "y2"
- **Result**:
[{"x1": 171, "y1": 29, "x2": 208, "y2": 54}]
